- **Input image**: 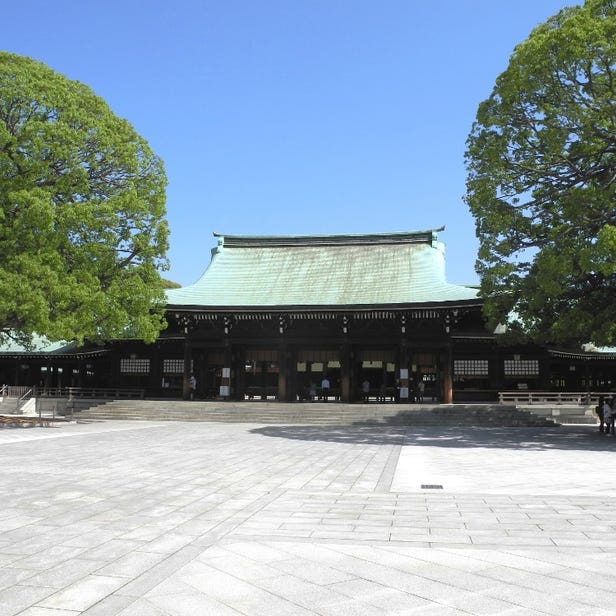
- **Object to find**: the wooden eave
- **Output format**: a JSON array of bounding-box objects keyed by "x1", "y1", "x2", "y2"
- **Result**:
[
  {"x1": 0, "y1": 349, "x2": 111, "y2": 360},
  {"x1": 548, "y1": 348, "x2": 616, "y2": 361},
  {"x1": 166, "y1": 298, "x2": 483, "y2": 317}
]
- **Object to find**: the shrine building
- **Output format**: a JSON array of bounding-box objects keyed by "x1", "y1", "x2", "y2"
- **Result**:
[
  {"x1": 1, "y1": 228, "x2": 615, "y2": 402},
  {"x1": 165, "y1": 228, "x2": 481, "y2": 404}
]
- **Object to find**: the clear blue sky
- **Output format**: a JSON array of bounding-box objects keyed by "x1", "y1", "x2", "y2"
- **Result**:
[{"x1": 4, "y1": 0, "x2": 573, "y2": 287}]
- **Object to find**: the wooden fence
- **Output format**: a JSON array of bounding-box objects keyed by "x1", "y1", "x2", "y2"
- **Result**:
[{"x1": 498, "y1": 391, "x2": 606, "y2": 406}]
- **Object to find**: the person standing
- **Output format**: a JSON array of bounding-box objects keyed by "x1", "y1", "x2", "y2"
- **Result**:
[
  {"x1": 321, "y1": 376, "x2": 330, "y2": 400},
  {"x1": 417, "y1": 379, "x2": 425, "y2": 403},
  {"x1": 308, "y1": 381, "x2": 317, "y2": 400},
  {"x1": 603, "y1": 396, "x2": 614, "y2": 435},
  {"x1": 597, "y1": 396, "x2": 606, "y2": 433},
  {"x1": 189, "y1": 374, "x2": 197, "y2": 400},
  {"x1": 608, "y1": 396, "x2": 616, "y2": 435},
  {"x1": 362, "y1": 379, "x2": 370, "y2": 402}
]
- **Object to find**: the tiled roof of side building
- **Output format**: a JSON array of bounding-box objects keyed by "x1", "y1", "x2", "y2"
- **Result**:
[
  {"x1": 166, "y1": 229, "x2": 481, "y2": 309},
  {"x1": 0, "y1": 335, "x2": 76, "y2": 354}
]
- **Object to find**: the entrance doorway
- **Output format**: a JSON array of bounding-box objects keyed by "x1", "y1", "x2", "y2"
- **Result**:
[
  {"x1": 355, "y1": 349, "x2": 397, "y2": 402},
  {"x1": 296, "y1": 360, "x2": 341, "y2": 400},
  {"x1": 243, "y1": 350, "x2": 279, "y2": 400},
  {"x1": 295, "y1": 350, "x2": 341, "y2": 401},
  {"x1": 411, "y1": 352, "x2": 439, "y2": 402},
  {"x1": 358, "y1": 360, "x2": 397, "y2": 401}
]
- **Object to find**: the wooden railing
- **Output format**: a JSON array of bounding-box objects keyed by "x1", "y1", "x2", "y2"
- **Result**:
[
  {"x1": 18, "y1": 388, "x2": 33, "y2": 405},
  {"x1": 3, "y1": 385, "x2": 32, "y2": 398},
  {"x1": 0, "y1": 387, "x2": 34, "y2": 414},
  {"x1": 498, "y1": 391, "x2": 604, "y2": 406}
]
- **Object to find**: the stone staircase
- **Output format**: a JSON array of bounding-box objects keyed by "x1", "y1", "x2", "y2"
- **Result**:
[
  {"x1": 0, "y1": 396, "x2": 35, "y2": 415},
  {"x1": 0, "y1": 397, "x2": 18, "y2": 414},
  {"x1": 70, "y1": 400, "x2": 559, "y2": 427}
]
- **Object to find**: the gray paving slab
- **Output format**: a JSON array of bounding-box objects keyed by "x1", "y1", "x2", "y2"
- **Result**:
[{"x1": 1, "y1": 419, "x2": 616, "y2": 614}]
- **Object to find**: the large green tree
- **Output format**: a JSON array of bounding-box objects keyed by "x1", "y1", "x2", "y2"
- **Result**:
[
  {"x1": 0, "y1": 52, "x2": 169, "y2": 346},
  {"x1": 464, "y1": 0, "x2": 616, "y2": 347}
]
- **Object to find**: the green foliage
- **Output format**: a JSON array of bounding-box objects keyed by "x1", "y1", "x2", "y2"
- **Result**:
[
  {"x1": 0, "y1": 52, "x2": 169, "y2": 344},
  {"x1": 465, "y1": 0, "x2": 616, "y2": 346},
  {"x1": 161, "y1": 278, "x2": 182, "y2": 289}
]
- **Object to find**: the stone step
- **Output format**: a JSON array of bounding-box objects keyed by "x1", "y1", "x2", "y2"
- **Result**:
[{"x1": 72, "y1": 400, "x2": 559, "y2": 427}]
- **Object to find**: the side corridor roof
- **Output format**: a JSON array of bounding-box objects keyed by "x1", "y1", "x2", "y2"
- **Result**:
[{"x1": 166, "y1": 229, "x2": 480, "y2": 309}]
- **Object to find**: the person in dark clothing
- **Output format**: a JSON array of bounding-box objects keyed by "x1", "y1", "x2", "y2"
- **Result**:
[
  {"x1": 601, "y1": 396, "x2": 615, "y2": 435},
  {"x1": 597, "y1": 396, "x2": 606, "y2": 433},
  {"x1": 607, "y1": 396, "x2": 616, "y2": 436}
]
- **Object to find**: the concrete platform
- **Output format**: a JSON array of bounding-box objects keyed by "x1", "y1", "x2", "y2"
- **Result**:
[{"x1": 0, "y1": 418, "x2": 615, "y2": 615}]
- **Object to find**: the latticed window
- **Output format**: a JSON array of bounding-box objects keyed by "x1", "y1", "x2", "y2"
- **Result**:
[
  {"x1": 163, "y1": 359, "x2": 185, "y2": 374},
  {"x1": 454, "y1": 359, "x2": 489, "y2": 376},
  {"x1": 120, "y1": 358, "x2": 150, "y2": 374},
  {"x1": 504, "y1": 359, "x2": 539, "y2": 376}
]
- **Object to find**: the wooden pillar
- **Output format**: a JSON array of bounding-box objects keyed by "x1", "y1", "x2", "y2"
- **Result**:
[
  {"x1": 112, "y1": 353, "x2": 121, "y2": 388},
  {"x1": 202, "y1": 352, "x2": 210, "y2": 399},
  {"x1": 232, "y1": 348, "x2": 244, "y2": 401},
  {"x1": 350, "y1": 346, "x2": 359, "y2": 403},
  {"x1": 150, "y1": 345, "x2": 162, "y2": 393},
  {"x1": 278, "y1": 345, "x2": 288, "y2": 402},
  {"x1": 77, "y1": 360, "x2": 85, "y2": 388},
  {"x1": 539, "y1": 353, "x2": 552, "y2": 390},
  {"x1": 45, "y1": 361, "x2": 52, "y2": 389},
  {"x1": 182, "y1": 337, "x2": 192, "y2": 400},
  {"x1": 277, "y1": 315, "x2": 288, "y2": 402},
  {"x1": 584, "y1": 358, "x2": 591, "y2": 402},
  {"x1": 442, "y1": 344, "x2": 453, "y2": 404},
  {"x1": 398, "y1": 341, "x2": 409, "y2": 402},
  {"x1": 287, "y1": 348, "x2": 297, "y2": 402},
  {"x1": 341, "y1": 343, "x2": 351, "y2": 403},
  {"x1": 221, "y1": 343, "x2": 232, "y2": 400},
  {"x1": 340, "y1": 315, "x2": 351, "y2": 402},
  {"x1": 490, "y1": 349, "x2": 503, "y2": 393}
]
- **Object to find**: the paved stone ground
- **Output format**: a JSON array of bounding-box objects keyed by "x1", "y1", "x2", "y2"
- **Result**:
[{"x1": 1, "y1": 419, "x2": 616, "y2": 615}]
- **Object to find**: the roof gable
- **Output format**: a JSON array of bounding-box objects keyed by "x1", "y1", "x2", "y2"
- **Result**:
[{"x1": 166, "y1": 229, "x2": 479, "y2": 308}]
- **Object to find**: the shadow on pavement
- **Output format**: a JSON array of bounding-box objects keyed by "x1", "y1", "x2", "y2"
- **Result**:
[{"x1": 250, "y1": 423, "x2": 616, "y2": 452}]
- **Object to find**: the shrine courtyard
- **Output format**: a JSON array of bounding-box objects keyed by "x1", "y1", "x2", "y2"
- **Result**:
[{"x1": 1, "y1": 419, "x2": 615, "y2": 615}]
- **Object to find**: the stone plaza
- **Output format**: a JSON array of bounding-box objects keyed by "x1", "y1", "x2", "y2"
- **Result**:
[{"x1": 1, "y1": 417, "x2": 616, "y2": 615}]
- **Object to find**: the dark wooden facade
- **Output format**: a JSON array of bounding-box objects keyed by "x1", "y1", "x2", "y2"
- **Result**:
[
  {"x1": 1, "y1": 230, "x2": 615, "y2": 402},
  {"x1": 3, "y1": 307, "x2": 614, "y2": 404},
  {"x1": 165, "y1": 304, "x2": 477, "y2": 404}
]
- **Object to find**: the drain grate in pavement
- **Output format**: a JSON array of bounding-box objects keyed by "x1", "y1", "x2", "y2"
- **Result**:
[{"x1": 421, "y1": 484, "x2": 443, "y2": 489}]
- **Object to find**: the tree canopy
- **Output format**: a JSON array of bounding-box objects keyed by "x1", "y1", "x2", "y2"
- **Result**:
[
  {"x1": 464, "y1": 0, "x2": 616, "y2": 347},
  {"x1": 0, "y1": 52, "x2": 169, "y2": 346}
]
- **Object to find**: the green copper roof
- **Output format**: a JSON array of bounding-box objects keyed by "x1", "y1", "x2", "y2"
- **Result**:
[
  {"x1": 0, "y1": 335, "x2": 77, "y2": 354},
  {"x1": 166, "y1": 229, "x2": 479, "y2": 308}
]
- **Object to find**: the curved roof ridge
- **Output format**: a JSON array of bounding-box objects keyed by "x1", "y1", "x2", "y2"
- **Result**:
[
  {"x1": 213, "y1": 227, "x2": 445, "y2": 248},
  {"x1": 166, "y1": 227, "x2": 479, "y2": 308}
]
